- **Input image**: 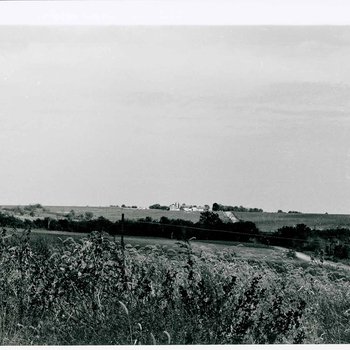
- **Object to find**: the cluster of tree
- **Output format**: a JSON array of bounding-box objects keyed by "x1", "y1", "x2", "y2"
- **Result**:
[
  {"x1": 65, "y1": 210, "x2": 94, "y2": 221},
  {"x1": 24, "y1": 203, "x2": 44, "y2": 210},
  {"x1": 149, "y1": 204, "x2": 170, "y2": 210},
  {"x1": 2, "y1": 203, "x2": 46, "y2": 217},
  {"x1": 118, "y1": 211, "x2": 259, "y2": 241},
  {"x1": 0, "y1": 212, "x2": 30, "y2": 228},
  {"x1": 258, "y1": 224, "x2": 350, "y2": 260},
  {"x1": 212, "y1": 203, "x2": 263, "y2": 212},
  {"x1": 1, "y1": 210, "x2": 350, "y2": 261},
  {"x1": 0, "y1": 211, "x2": 258, "y2": 243}
]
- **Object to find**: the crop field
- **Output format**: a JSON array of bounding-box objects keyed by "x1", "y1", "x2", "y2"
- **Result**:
[
  {"x1": 233, "y1": 211, "x2": 350, "y2": 232},
  {"x1": 1, "y1": 228, "x2": 350, "y2": 345}
]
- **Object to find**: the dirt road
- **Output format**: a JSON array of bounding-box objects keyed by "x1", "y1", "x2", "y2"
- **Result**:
[
  {"x1": 274, "y1": 246, "x2": 350, "y2": 271},
  {"x1": 224, "y1": 211, "x2": 239, "y2": 223}
]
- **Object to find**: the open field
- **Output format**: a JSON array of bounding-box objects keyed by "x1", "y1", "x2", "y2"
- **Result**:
[
  {"x1": 47, "y1": 205, "x2": 204, "y2": 222},
  {"x1": 1, "y1": 205, "x2": 207, "y2": 223},
  {"x1": 233, "y1": 211, "x2": 350, "y2": 232},
  {"x1": 29, "y1": 229, "x2": 284, "y2": 263},
  {"x1": 29, "y1": 229, "x2": 350, "y2": 271}
]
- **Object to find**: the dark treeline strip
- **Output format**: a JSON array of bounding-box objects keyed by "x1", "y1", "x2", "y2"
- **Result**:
[
  {"x1": 0, "y1": 211, "x2": 259, "y2": 240},
  {"x1": 268, "y1": 224, "x2": 350, "y2": 260},
  {"x1": 38, "y1": 215, "x2": 260, "y2": 241},
  {"x1": 0, "y1": 212, "x2": 350, "y2": 260},
  {"x1": 212, "y1": 203, "x2": 263, "y2": 212}
]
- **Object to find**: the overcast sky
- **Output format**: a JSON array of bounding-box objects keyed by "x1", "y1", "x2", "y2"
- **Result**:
[{"x1": 1, "y1": 26, "x2": 350, "y2": 213}]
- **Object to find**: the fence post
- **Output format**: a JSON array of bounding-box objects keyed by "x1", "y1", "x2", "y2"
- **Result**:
[
  {"x1": 181, "y1": 226, "x2": 186, "y2": 241},
  {"x1": 121, "y1": 213, "x2": 125, "y2": 249}
]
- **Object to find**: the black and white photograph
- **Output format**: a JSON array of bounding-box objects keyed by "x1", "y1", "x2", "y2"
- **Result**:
[{"x1": 1, "y1": 0, "x2": 350, "y2": 346}]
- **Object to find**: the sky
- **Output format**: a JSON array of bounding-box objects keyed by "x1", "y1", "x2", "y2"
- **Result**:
[{"x1": 1, "y1": 4, "x2": 350, "y2": 213}]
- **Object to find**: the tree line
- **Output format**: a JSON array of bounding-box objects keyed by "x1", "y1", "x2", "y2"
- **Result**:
[
  {"x1": 0, "y1": 211, "x2": 349, "y2": 260},
  {"x1": 0, "y1": 211, "x2": 258, "y2": 240},
  {"x1": 212, "y1": 203, "x2": 263, "y2": 212}
]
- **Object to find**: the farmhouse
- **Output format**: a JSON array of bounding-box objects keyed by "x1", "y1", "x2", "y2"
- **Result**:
[
  {"x1": 169, "y1": 202, "x2": 207, "y2": 212},
  {"x1": 191, "y1": 206, "x2": 205, "y2": 212},
  {"x1": 169, "y1": 202, "x2": 181, "y2": 211}
]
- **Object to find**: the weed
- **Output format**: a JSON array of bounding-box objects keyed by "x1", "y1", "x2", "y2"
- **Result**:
[{"x1": 0, "y1": 229, "x2": 348, "y2": 344}]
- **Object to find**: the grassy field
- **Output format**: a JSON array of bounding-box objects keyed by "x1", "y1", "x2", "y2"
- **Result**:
[
  {"x1": 29, "y1": 229, "x2": 284, "y2": 263},
  {"x1": 1, "y1": 205, "x2": 206, "y2": 223},
  {"x1": 48, "y1": 205, "x2": 204, "y2": 222},
  {"x1": 233, "y1": 211, "x2": 350, "y2": 232},
  {"x1": 2, "y1": 228, "x2": 350, "y2": 344}
]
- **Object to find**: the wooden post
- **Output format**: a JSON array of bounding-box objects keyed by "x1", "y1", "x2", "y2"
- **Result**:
[
  {"x1": 181, "y1": 226, "x2": 186, "y2": 241},
  {"x1": 121, "y1": 213, "x2": 125, "y2": 249}
]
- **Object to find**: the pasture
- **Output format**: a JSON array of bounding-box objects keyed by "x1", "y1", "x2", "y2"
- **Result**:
[{"x1": 233, "y1": 211, "x2": 350, "y2": 232}]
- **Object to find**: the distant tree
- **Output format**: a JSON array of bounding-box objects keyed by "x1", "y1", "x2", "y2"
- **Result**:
[
  {"x1": 66, "y1": 209, "x2": 76, "y2": 221},
  {"x1": 277, "y1": 223, "x2": 311, "y2": 247},
  {"x1": 138, "y1": 216, "x2": 153, "y2": 222},
  {"x1": 248, "y1": 208, "x2": 263, "y2": 212},
  {"x1": 295, "y1": 224, "x2": 311, "y2": 239},
  {"x1": 14, "y1": 206, "x2": 25, "y2": 215},
  {"x1": 84, "y1": 211, "x2": 94, "y2": 221},
  {"x1": 199, "y1": 211, "x2": 222, "y2": 227},
  {"x1": 24, "y1": 203, "x2": 43, "y2": 211},
  {"x1": 333, "y1": 244, "x2": 349, "y2": 259},
  {"x1": 160, "y1": 216, "x2": 170, "y2": 224},
  {"x1": 212, "y1": 203, "x2": 220, "y2": 211},
  {"x1": 149, "y1": 204, "x2": 161, "y2": 209},
  {"x1": 212, "y1": 202, "x2": 263, "y2": 212},
  {"x1": 149, "y1": 204, "x2": 169, "y2": 210}
]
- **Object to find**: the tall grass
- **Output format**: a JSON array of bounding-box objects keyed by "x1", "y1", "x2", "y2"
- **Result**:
[{"x1": 0, "y1": 228, "x2": 349, "y2": 344}]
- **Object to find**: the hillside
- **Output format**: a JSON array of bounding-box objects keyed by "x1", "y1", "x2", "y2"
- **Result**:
[
  {"x1": 0, "y1": 205, "x2": 212, "y2": 223},
  {"x1": 3, "y1": 205, "x2": 350, "y2": 233},
  {"x1": 233, "y1": 211, "x2": 350, "y2": 232}
]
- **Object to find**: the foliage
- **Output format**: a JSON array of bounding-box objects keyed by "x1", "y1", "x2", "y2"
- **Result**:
[
  {"x1": 2, "y1": 209, "x2": 350, "y2": 261},
  {"x1": 277, "y1": 224, "x2": 311, "y2": 242},
  {"x1": 212, "y1": 203, "x2": 263, "y2": 212},
  {"x1": 149, "y1": 204, "x2": 170, "y2": 211},
  {"x1": 1, "y1": 228, "x2": 350, "y2": 344},
  {"x1": 199, "y1": 211, "x2": 222, "y2": 227},
  {"x1": 23, "y1": 204, "x2": 43, "y2": 211},
  {"x1": 84, "y1": 211, "x2": 94, "y2": 221},
  {"x1": 233, "y1": 211, "x2": 350, "y2": 232}
]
